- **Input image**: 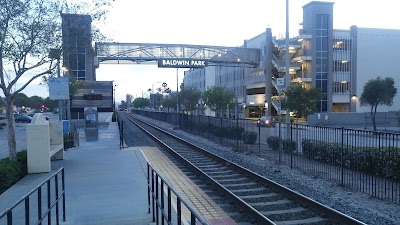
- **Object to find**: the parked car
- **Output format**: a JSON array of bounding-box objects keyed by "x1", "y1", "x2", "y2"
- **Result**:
[
  {"x1": 28, "y1": 113, "x2": 49, "y2": 120},
  {"x1": 257, "y1": 116, "x2": 275, "y2": 127},
  {"x1": 15, "y1": 115, "x2": 33, "y2": 123}
]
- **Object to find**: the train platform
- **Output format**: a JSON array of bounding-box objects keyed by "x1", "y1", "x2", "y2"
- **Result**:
[{"x1": 1, "y1": 114, "x2": 240, "y2": 225}]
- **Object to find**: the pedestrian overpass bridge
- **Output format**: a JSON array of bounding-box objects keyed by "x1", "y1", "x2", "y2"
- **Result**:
[{"x1": 94, "y1": 42, "x2": 261, "y2": 68}]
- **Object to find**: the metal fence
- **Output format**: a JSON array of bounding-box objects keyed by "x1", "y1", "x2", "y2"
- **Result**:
[
  {"x1": 148, "y1": 163, "x2": 209, "y2": 225},
  {"x1": 0, "y1": 167, "x2": 66, "y2": 225},
  {"x1": 133, "y1": 110, "x2": 400, "y2": 204}
]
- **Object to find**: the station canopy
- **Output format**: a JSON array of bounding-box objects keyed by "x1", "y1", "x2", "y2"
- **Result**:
[{"x1": 94, "y1": 42, "x2": 261, "y2": 68}]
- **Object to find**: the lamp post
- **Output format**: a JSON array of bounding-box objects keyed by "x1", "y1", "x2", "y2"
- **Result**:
[
  {"x1": 176, "y1": 68, "x2": 179, "y2": 113},
  {"x1": 285, "y1": 0, "x2": 290, "y2": 124},
  {"x1": 49, "y1": 48, "x2": 62, "y2": 121}
]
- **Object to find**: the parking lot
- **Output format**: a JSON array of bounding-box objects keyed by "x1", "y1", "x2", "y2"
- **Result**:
[
  {"x1": 0, "y1": 112, "x2": 112, "y2": 160},
  {"x1": 0, "y1": 113, "x2": 58, "y2": 160}
]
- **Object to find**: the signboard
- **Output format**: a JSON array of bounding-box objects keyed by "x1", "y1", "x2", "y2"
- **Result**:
[
  {"x1": 83, "y1": 94, "x2": 102, "y2": 100},
  {"x1": 276, "y1": 78, "x2": 284, "y2": 87},
  {"x1": 158, "y1": 59, "x2": 208, "y2": 68},
  {"x1": 49, "y1": 77, "x2": 69, "y2": 100}
]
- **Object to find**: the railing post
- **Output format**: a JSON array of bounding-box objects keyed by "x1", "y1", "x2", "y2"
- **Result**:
[
  {"x1": 177, "y1": 198, "x2": 182, "y2": 225},
  {"x1": 147, "y1": 164, "x2": 151, "y2": 214},
  {"x1": 208, "y1": 116, "x2": 210, "y2": 139},
  {"x1": 47, "y1": 180, "x2": 51, "y2": 225},
  {"x1": 278, "y1": 122, "x2": 281, "y2": 162},
  {"x1": 55, "y1": 174, "x2": 59, "y2": 225},
  {"x1": 151, "y1": 171, "x2": 155, "y2": 222},
  {"x1": 62, "y1": 168, "x2": 66, "y2": 222},
  {"x1": 191, "y1": 213, "x2": 196, "y2": 225},
  {"x1": 155, "y1": 174, "x2": 159, "y2": 225},
  {"x1": 341, "y1": 127, "x2": 344, "y2": 186},
  {"x1": 167, "y1": 188, "x2": 172, "y2": 223},
  {"x1": 236, "y1": 118, "x2": 239, "y2": 151},
  {"x1": 198, "y1": 115, "x2": 200, "y2": 136},
  {"x1": 290, "y1": 122, "x2": 293, "y2": 169},
  {"x1": 160, "y1": 180, "x2": 165, "y2": 225},
  {"x1": 25, "y1": 198, "x2": 30, "y2": 225},
  {"x1": 7, "y1": 211, "x2": 12, "y2": 225},
  {"x1": 258, "y1": 123, "x2": 261, "y2": 157},
  {"x1": 38, "y1": 187, "x2": 42, "y2": 225},
  {"x1": 220, "y1": 117, "x2": 223, "y2": 144}
]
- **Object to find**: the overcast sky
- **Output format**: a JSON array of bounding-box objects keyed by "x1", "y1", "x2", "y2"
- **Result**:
[{"x1": 19, "y1": 0, "x2": 400, "y2": 103}]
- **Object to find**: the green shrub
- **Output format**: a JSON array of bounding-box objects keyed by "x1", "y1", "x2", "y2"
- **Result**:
[
  {"x1": 241, "y1": 131, "x2": 257, "y2": 144},
  {"x1": 301, "y1": 139, "x2": 400, "y2": 180},
  {"x1": 211, "y1": 126, "x2": 224, "y2": 137},
  {"x1": 112, "y1": 112, "x2": 117, "y2": 122},
  {"x1": 267, "y1": 136, "x2": 282, "y2": 151},
  {"x1": 0, "y1": 151, "x2": 28, "y2": 194},
  {"x1": 0, "y1": 116, "x2": 6, "y2": 120},
  {"x1": 225, "y1": 126, "x2": 245, "y2": 140},
  {"x1": 0, "y1": 122, "x2": 6, "y2": 126},
  {"x1": 64, "y1": 133, "x2": 75, "y2": 149},
  {"x1": 16, "y1": 151, "x2": 28, "y2": 178},
  {"x1": 282, "y1": 139, "x2": 297, "y2": 153}
]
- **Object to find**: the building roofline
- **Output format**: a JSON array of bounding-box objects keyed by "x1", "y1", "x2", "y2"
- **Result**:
[
  {"x1": 244, "y1": 31, "x2": 266, "y2": 45},
  {"x1": 303, "y1": 1, "x2": 334, "y2": 9},
  {"x1": 61, "y1": 13, "x2": 92, "y2": 22}
]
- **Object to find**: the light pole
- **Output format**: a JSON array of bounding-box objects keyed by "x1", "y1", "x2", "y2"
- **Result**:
[
  {"x1": 49, "y1": 48, "x2": 62, "y2": 121},
  {"x1": 285, "y1": 0, "x2": 290, "y2": 124},
  {"x1": 176, "y1": 68, "x2": 179, "y2": 113}
]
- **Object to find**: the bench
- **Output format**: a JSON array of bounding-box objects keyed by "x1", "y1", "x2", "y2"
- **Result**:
[{"x1": 27, "y1": 114, "x2": 64, "y2": 173}]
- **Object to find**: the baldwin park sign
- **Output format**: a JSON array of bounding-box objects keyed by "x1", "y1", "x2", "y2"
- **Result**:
[{"x1": 158, "y1": 58, "x2": 208, "y2": 68}]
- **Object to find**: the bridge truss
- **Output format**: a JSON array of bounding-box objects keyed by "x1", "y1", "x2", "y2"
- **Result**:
[{"x1": 94, "y1": 42, "x2": 261, "y2": 68}]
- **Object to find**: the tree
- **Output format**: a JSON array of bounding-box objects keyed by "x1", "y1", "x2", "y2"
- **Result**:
[
  {"x1": 179, "y1": 87, "x2": 201, "y2": 113},
  {"x1": 282, "y1": 85, "x2": 321, "y2": 121},
  {"x1": 162, "y1": 95, "x2": 177, "y2": 113},
  {"x1": 43, "y1": 97, "x2": 57, "y2": 111},
  {"x1": 0, "y1": 0, "x2": 114, "y2": 161},
  {"x1": 0, "y1": 0, "x2": 60, "y2": 160},
  {"x1": 132, "y1": 97, "x2": 150, "y2": 109},
  {"x1": 360, "y1": 77, "x2": 397, "y2": 131},
  {"x1": 118, "y1": 100, "x2": 127, "y2": 110},
  {"x1": 14, "y1": 93, "x2": 29, "y2": 108},
  {"x1": 29, "y1": 96, "x2": 44, "y2": 110},
  {"x1": 202, "y1": 86, "x2": 235, "y2": 117}
]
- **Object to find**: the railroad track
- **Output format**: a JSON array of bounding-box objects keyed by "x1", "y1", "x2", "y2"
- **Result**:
[{"x1": 121, "y1": 113, "x2": 366, "y2": 225}]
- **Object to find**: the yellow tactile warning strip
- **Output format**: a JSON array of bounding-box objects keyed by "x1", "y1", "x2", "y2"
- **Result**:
[{"x1": 124, "y1": 146, "x2": 238, "y2": 225}]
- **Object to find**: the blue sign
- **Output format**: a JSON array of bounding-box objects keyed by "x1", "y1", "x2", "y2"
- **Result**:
[{"x1": 158, "y1": 59, "x2": 208, "y2": 68}]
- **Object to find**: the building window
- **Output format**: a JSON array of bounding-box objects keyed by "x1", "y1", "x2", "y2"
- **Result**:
[
  {"x1": 67, "y1": 28, "x2": 86, "y2": 81},
  {"x1": 333, "y1": 81, "x2": 350, "y2": 94},
  {"x1": 315, "y1": 14, "x2": 329, "y2": 112}
]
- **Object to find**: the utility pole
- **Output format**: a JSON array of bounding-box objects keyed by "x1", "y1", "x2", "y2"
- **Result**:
[{"x1": 285, "y1": 0, "x2": 290, "y2": 125}]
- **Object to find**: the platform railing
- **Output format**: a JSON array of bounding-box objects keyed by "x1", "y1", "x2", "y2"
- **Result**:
[
  {"x1": 133, "y1": 110, "x2": 400, "y2": 205},
  {"x1": 147, "y1": 163, "x2": 209, "y2": 225},
  {"x1": 0, "y1": 167, "x2": 66, "y2": 225}
]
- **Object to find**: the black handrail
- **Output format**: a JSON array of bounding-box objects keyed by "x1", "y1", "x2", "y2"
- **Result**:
[
  {"x1": 0, "y1": 167, "x2": 66, "y2": 225},
  {"x1": 147, "y1": 163, "x2": 209, "y2": 225}
]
